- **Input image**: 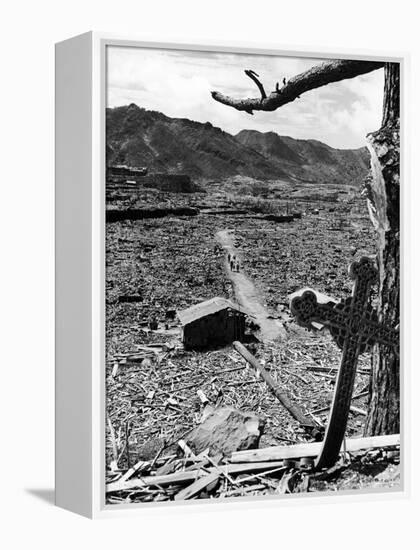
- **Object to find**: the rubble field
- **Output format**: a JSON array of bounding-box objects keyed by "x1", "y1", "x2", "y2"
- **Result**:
[{"x1": 105, "y1": 177, "x2": 399, "y2": 504}]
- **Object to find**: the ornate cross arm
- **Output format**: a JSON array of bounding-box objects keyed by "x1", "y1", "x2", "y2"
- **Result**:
[
  {"x1": 292, "y1": 289, "x2": 399, "y2": 352},
  {"x1": 211, "y1": 60, "x2": 384, "y2": 114},
  {"x1": 290, "y1": 257, "x2": 399, "y2": 469}
]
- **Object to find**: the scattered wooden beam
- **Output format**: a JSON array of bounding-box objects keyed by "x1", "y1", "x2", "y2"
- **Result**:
[
  {"x1": 118, "y1": 459, "x2": 150, "y2": 484},
  {"x1": 111, "y1": 362, "x2": 119, "y2": 378},
  {"x1": 106, "y1": 460, "x2": 285, "y2": 493},
  {"x1": 349, "y1": 405, "x2": 368, "y2": 416},
  {"x1": 174, "y1": 472, "x2": 220, "y2": 501},
  {"x1": 178, "y1": 439, "x2": 195, "y2": 458},
  {"x1": 107, "y1": 435, "x2": 400, "y2": 495},
  {"x1": 230, "y1": 434, "x2": 400, "y2": 463},
  {"x1": 233, "y1": 341, "x2": 316, "y2": 428},
  {"x1": 107, "y1": 417, "x2": 119, "y2": 470},
  {"x1": 308, "y1": 391, "x2": 369, "y2": 416},
  {"x1": 306, "y1": 365, "x2": 371, "y2": 375}
]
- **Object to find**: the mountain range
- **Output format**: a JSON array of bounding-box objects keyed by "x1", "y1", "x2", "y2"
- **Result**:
[{"x1": 106, "y1": 103, "x2": 370, "y2": 186}]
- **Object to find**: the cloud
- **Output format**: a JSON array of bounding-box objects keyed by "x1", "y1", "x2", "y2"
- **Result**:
[{"x1": 107, "y1": 46, "x2": 384, "y2": 148}]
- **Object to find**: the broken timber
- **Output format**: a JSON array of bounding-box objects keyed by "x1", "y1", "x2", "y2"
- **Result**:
[
  {"x1": 230, "y1": 434, "x2": 400, "y2": 463},
  {"x1": 106, "y1": 460, "x2": 285, "y2": 493},
  {"x1": 174, "y1": 472, "x2": 220, "y2": 501},
  {"x1": 106, "y1": 434, "x2": 400, "y2": 495},
  {"x1": 233, "y1": 341, "x2": 316, "y2": 429}
]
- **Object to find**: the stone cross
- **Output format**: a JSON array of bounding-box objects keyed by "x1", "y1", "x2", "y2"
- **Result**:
[{"x1": 291, "y1": 256, "x2": 399, "y2": 469}]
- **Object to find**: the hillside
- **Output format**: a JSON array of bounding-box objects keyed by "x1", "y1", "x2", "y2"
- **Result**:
[
  {"x1": 236, "y1": 130, "x2": 370, "y2": 186},
  {"x1": 106, "y1": 104, "x2": 370, "y2": 186}
]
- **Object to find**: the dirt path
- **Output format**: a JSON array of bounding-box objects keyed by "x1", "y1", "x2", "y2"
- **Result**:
[{"x1": 216, "y1": 229, "x2": 286, "y2": 343}]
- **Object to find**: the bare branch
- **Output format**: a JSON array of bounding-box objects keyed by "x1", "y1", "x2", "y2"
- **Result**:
[
  {"x1": 211, "y1": 60, "x2": 384, "y2": 115},
  {"x1": 244, "y1": 69, "x2": 267, "y2": 100}
]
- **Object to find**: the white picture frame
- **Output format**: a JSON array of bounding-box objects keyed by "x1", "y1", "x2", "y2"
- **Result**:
[{"x1": 55, "y1": 31, "x2": 408, "y2": 518}]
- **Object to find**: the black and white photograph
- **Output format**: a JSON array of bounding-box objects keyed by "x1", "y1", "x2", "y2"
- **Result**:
[
  {"x1": 104, "y1": 46, "x2": 400, "y2": 504},
  {"x1": 4, "y1": 0, "x2": 420, "y2": 543}
]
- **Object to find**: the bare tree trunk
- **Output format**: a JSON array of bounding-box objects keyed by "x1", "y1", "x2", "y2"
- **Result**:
[{"x1": 365, "y1": 63, "x2": 400, "y2": 435}]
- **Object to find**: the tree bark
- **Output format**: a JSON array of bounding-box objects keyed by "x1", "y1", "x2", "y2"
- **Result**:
[
  {"x1": 211, "y1": 60, "x2": 384, "y2": 114},
  {"x1": 364, "y1": 63, "x2": 400, "y2": 435}
]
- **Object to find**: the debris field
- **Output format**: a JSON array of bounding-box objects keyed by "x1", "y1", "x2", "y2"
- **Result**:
[{"x1": 105, "y1": 176, "x2": 399, "y2": 503}]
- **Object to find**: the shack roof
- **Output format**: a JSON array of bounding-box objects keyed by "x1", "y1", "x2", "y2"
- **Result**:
[{"x1": 177, "y1": 297, "x2": 247, "y2": 326}]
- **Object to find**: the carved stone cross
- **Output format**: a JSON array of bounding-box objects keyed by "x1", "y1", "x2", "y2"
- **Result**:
[{"x1": 291, "y1": 256, "x2": 399, "y2": 469}]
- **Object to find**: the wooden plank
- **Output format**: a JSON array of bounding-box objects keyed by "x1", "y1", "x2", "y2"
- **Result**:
[
  {"x1": 106, "y1": 460, "x2": 285, "y2": 493},
  {"x1": 107, "y1": 470, "x2": 196, "y2": 493},
  {"x1": 308, "y1": 391, "x2": 369, "y2": 416},
  {"x1": 306, "y1": 365, "x2": 371, "y2": 375},
  {"x1": 118, "y1": 459, "x2": 151, "y2": 484},
  {"x1": 174, "y1": 472, "x2": 220, "y2": 501},
  {"x1": 230, "y1": 434, "x2": 400, "y2": 463},
  {"x1": 349, "y1": 406, "x2": 368, "y2": 416},
  {"x1": 233, "y1": 341, "x2": 316, "y2": 428}
]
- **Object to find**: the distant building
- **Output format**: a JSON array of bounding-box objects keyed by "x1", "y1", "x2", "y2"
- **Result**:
[
  {"x1": 108, "y1": 164, "x2": 148, "y2": 178},
  {"x1": 141, "y1": 173, "x2": 200, "y2": 193},
  {"x1": 178, "y1": 297, "x2": 246, "y2": 349}
]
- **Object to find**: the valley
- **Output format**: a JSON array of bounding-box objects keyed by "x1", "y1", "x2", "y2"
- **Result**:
[
  {"x1": 105, "y1": 173, "x2": 380, "y2": 503},
  {"x1": 104, "y1": 103, "x2": 398, "y2": 505}
]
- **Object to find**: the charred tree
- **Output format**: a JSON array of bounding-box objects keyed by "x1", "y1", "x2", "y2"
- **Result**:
[
  {"x1": 211, "y1": 60, "x2": 401, "y2": 435},
  {"x1": 364, "y1": 63, "x2": 400, "y2": 435},
  {"x1": 211, "y1": 60, "x2": 385, "y2": 114}
]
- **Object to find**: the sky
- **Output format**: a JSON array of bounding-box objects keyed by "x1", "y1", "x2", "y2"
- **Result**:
[{"x1": 106, "y1": 46, "x2": 384, "y2": 150}]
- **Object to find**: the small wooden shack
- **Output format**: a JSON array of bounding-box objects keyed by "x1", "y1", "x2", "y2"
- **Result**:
[{"x1": 178, "y1": 297, "x2": 246, "y2": 350}]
